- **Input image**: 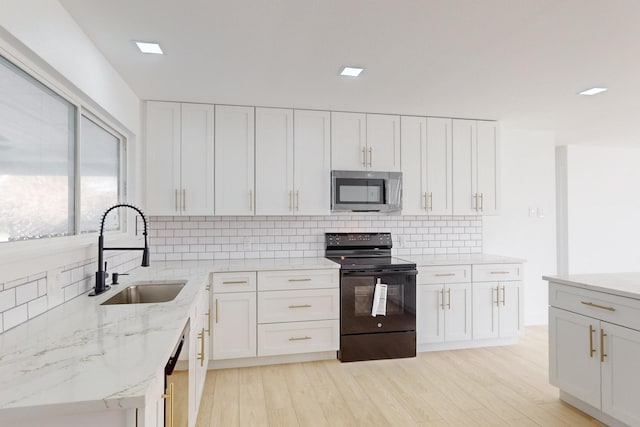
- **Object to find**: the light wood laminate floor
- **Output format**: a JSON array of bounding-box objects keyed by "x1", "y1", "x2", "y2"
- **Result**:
[{"x1": 196, "y1": 326, "x2": 605, "y2": 426}]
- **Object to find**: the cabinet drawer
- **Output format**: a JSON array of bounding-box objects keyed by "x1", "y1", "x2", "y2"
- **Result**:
[
  {"x1": 258, "y1": 289, "x2": 339, "y2": 323},
  {"x1": 418, "y1": 265, "x2": 471, "y2": 284},
  {"x1": 212, "y1": 271, "x2": 257, "y2": 293},
  {"x1": 549, "y1": 282, "x2": 640, "y2": 331},
  {"x1": 473, "y1": 264, "x2": 522, "y2": 282},
  {"x1": 257, "y1": 269, "x2": 339, "y2": 291},
  {"x1": 257, "y1": 319, "x2": 339, "y2": 356}
]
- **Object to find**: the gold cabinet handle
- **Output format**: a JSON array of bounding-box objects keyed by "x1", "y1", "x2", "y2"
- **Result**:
[
  {"x1": 288, "y1": 278, "x2": 312, "y2": 282},
  {"x1": 435, "y1": 273, "x2": 456, "y2": 277},
  {"x1": 600, "y1": 328, "x2": 607, "y2": 363},
  {"x1": 479, "y1": 193, "x2": 484, "y2": 211},
  {"x1": 428, "y1": 192, "x2": 433, "y2": 211},
  {"x1": 222, "y1": 280, "x2": 248, "y2": 285},
  {"x1": 289, "y1": 336, "x2": 312, "y2": 341},
  {"x1": 581, "y1": 301, "x2": 616, "y2": 312},
  {"x1": 473, "y1": 193, "x2": 478, "y2": 211},
  {"x1": 296, "y1": 191, "x2": 300, "y2": 211},
  {"x1": 215, "y1": 298, "x2": 219, "y2": 323},
  {"x1": 162, "y1": 382, "x2": 174, "y2": 427},
  {"x1": 362, "y1": 147, "x2": 366, "y2": 166},
  {"x1": 205, "y1": 284, "x2": 211, "y2": 291},
  {"x1": 495, "y1": 286, "x2": 500, "y2": 307},
  {"x1": 288, "y1": 304, "x2": 312, "y2": 309},
  {"x1": 490, "y1": 271, "x2": 510, "y2": 275},
  {"x1": 183, "y1": 189, "x2": 186, "y2": 211},
  {"x1": 175, "y1": 189, "x2": 179, "y2": 212},
  {"x1": 289, "y1": 190, "x2": 293, "y2": 211},
  {"x1": 197, "y1": 327, "x2": 205, "y2": 367},
  {"x1": 205, "y1": 309, "x2": 211, "y2": 336},
  {"x1": 439, "y1": 288, "x2": 444, "y2": 310},
  {"x1": 447, "y1": 288, "x2": 451, "y2": 310},
  {"x1": 589, "y1": 325, "x2": 596, "y2": 358},
  {"x1": 502, "y1": 285, "x2": 506, "y2": 306},
  {"x1": 422, "y1": 193, "x2": 427, "y2": 211},
  {"x1": 249, "y1": 189, "x2": 253, "y2": 212},
  {"x1": 368, "y1": 147, "x2": 372, "y2": 166}
]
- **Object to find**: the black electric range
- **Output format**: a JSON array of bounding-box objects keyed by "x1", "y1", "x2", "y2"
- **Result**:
[{"x1": 325, "y1": 232, "x2": 417, "y2": 362}]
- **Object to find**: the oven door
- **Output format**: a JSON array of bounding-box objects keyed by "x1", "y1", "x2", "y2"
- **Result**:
[{"x1": 341, "y1": 269, "x2": 417, "y2": 334}]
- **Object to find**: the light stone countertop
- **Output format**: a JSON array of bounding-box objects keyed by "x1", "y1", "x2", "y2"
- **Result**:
[
  {"x1": 0, "y1": 257, "x2": 338, "y2": 421},
  {"x1": 543, "y1": 272, "x2": 640, "y2": 300},
  {"x1": 406, "y1": 253, "x2": 525, "y2": 266}
]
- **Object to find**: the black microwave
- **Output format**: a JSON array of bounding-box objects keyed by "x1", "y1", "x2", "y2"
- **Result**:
[{"x1": 331, "y1": 170, "x2": 402, "y2": 213}]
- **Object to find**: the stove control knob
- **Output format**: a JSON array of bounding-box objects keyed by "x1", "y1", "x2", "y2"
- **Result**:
[{"x1": 377, "y1": 323, "x2": 382, "y2": 328}]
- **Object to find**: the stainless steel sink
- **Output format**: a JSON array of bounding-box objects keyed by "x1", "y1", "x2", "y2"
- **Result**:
[{"x1": 100, "y1": 281, "x2": 187, "y2": 305}]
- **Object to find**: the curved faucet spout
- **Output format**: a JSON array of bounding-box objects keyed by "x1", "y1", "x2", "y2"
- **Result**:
[{"x1": 90, "y1": 203, "x2": 150, "y2": 297}]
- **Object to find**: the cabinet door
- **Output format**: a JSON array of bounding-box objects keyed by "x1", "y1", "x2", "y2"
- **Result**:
[
  {"x1": 214, "y1": 105, "x2": 255, "y2": 215},
  {"x1": 498, "y1": 281, "x2": 522, "y2": 337},
  {"x1": 417, "y1": 284, "x2": 445, "y2": 344},
  {"x1": 601, "y1": 322, "x2": 640, "y2": 426},
  {"x1": 255, "y1": 107, "x2": 293, "y2": 215},
  {"x1": 472, "y1": 281, "x2": 499, "y2": 339},
  {"x1": 212, "y1": 292, "x2": 256, "y2": 360},
  {"x1": 476, "y1": 121, "x2": 499, "y2": 215},
  {"x1": 549, "y1": 307, "x2": 601, "y2": 409},
  {"x1": 331, "y1": 112, "x2": 367, "y2": 171},
  {"x1": 181, "y1": 103, "x2": 215, "y2": 215},
  {"x1": 192, "y1": 286, "x2": 210, "y2": 422},
  {"x1": 366, "y1": 114, "x2": 400, "y2": 171},
  {"x1": 444, "y1": 283, "x2": 472, "y2": 342},
  {"x1": 452, "y1": 119, "x2": 477, "y2": 215},
  {"x1": 400, "y1": 116, "x2": 427, "y2": 215},
  {"x1": 426, "y1": 117, "x2": 453, "y2": 215},
  {"x1": 294, "y1": 110, "x2": 331, "y2": 215},
  {"x1": 146, "y1": 101, "x2": 181, "y2": 215}
]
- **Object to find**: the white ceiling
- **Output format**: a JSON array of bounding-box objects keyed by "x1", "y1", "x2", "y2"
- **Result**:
[{"x1": 59, "y1": 0, "x2": 640, "y2": 146}]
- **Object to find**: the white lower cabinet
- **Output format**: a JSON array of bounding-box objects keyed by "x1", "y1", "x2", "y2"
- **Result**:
[
  {"x1": 472, "y1": 281, "x2": 522, "y2": 339},
  {"x1": 549, "y1": 283, "x2": 640, "y2": 426},
  {"x1": 258, "y1": 320, "x2": 339, "y2": 357},
  {"x1": 417, "y1": 265, "x2": 471, "y2": 346},
  {"x1": 211, "y1": 272, "x2": 257, "y2": 360}
]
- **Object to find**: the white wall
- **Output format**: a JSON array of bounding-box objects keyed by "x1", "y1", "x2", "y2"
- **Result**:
[
  {"x1": 557, "y1": 145, "x2": 640, "y2": 274},
  {"x1": 483, "y1": 128, "x2": 557, "y2": 325}
]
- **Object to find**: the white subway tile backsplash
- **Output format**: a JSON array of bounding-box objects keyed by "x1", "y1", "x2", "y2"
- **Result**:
[{"x1": 147, "y1": 215, "x2": 483, "y2": 260}]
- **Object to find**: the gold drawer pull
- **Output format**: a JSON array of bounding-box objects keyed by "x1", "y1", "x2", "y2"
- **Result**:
[
  {"x1": 600, "y1": 328, "x2": 608, "y2": 362},
  {"x1": 589, "y1": 325, "x2": 596, "y2": 358},
  {"x1": 222, "y1": 280, "x2": 248, "y2": 285},
  {"x1": 490, "y1": 271, "x2": 510, "y2": 275},
  {"x1": 581, "y1": 301, "x2": 616, "y2": 312},
  {"x1": 197, "y1": 328, "x2": 205, "y2": 367},
  {"x1": 289, "y1": 336, "x2": 312, "y2": 341},
  {"x1": 435, "y1": 273, "x2": 455, "y2": 277},
  {"x1": 162, "y1": 382, "x2": 174, "y2": 427},
  {"x1": 289, "y1": 304, "x2": 312, "y2": 309},
  {"x1": 288, "y1": 278, "x2": 312, "y2": 282}
]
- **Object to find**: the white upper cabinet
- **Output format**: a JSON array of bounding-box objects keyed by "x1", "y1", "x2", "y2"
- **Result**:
[
  {"x1": 293, "y1": 110, "x2": 331, "y2": 215},
  {"x1": 255, "y1": 109, "x2": 331, "y2": 215},
  {"x1": 331, "y1": 112, "x2": 366, "y2": 170},
  {"x1": 331, "y1": 112, "x2": 400, "y2": 171},
  {"x1": 366, "y1": 114, "x2": 401, "y2": 171},
  {"x1": 255, "y1": 107, "x2": 294, "y2": 215},
  {"x1": 215, "y1": 105, "x2": 255, "y2": 216},
  {"x1": 145, "y1": 101, "x2": 214, "y2": 216},
  {"x1": 452, "y1": 119, "x2": 499, "y2": 215},
  {"x1": 401, "y1": 117, "x2": 452, "y2": 215}
]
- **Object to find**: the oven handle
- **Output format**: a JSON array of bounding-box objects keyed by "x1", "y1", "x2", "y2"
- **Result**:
[{"x1": 342, "y1": 269, "x2": 418, "y2": 277}]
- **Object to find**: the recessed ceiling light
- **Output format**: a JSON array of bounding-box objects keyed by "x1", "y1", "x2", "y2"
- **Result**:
[
  {"x1": 340, "y1": 67, "x2": 364, "y2": 77},
  {"x1": 135, "y1": 41, "x2": 163, "y2": 55},
  {"x1": 578, "y1": 87, "x2": 607, "y2": 96}
]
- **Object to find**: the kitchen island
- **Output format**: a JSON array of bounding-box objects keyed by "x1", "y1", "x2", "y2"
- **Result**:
[{"x1": 544, "y1": 273, "x2": 640, "y2": 427}]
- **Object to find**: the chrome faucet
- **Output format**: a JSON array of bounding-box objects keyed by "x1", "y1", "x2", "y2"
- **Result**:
[{"x1": 89, "y1": 203, "x2": 150, "y2": 297}]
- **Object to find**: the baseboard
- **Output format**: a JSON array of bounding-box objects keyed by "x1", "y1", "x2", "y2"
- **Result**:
[
  {"x1": 208, "y1": 351, "x2": 337, "y2": 369},
  {"x1": 560, "y1": 391, "x2": 629, "y2": 427}
]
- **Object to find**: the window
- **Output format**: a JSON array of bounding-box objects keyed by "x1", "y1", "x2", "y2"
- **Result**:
[{"x1": 0, "y1": 55, "x2": 124, "y2": 243}]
